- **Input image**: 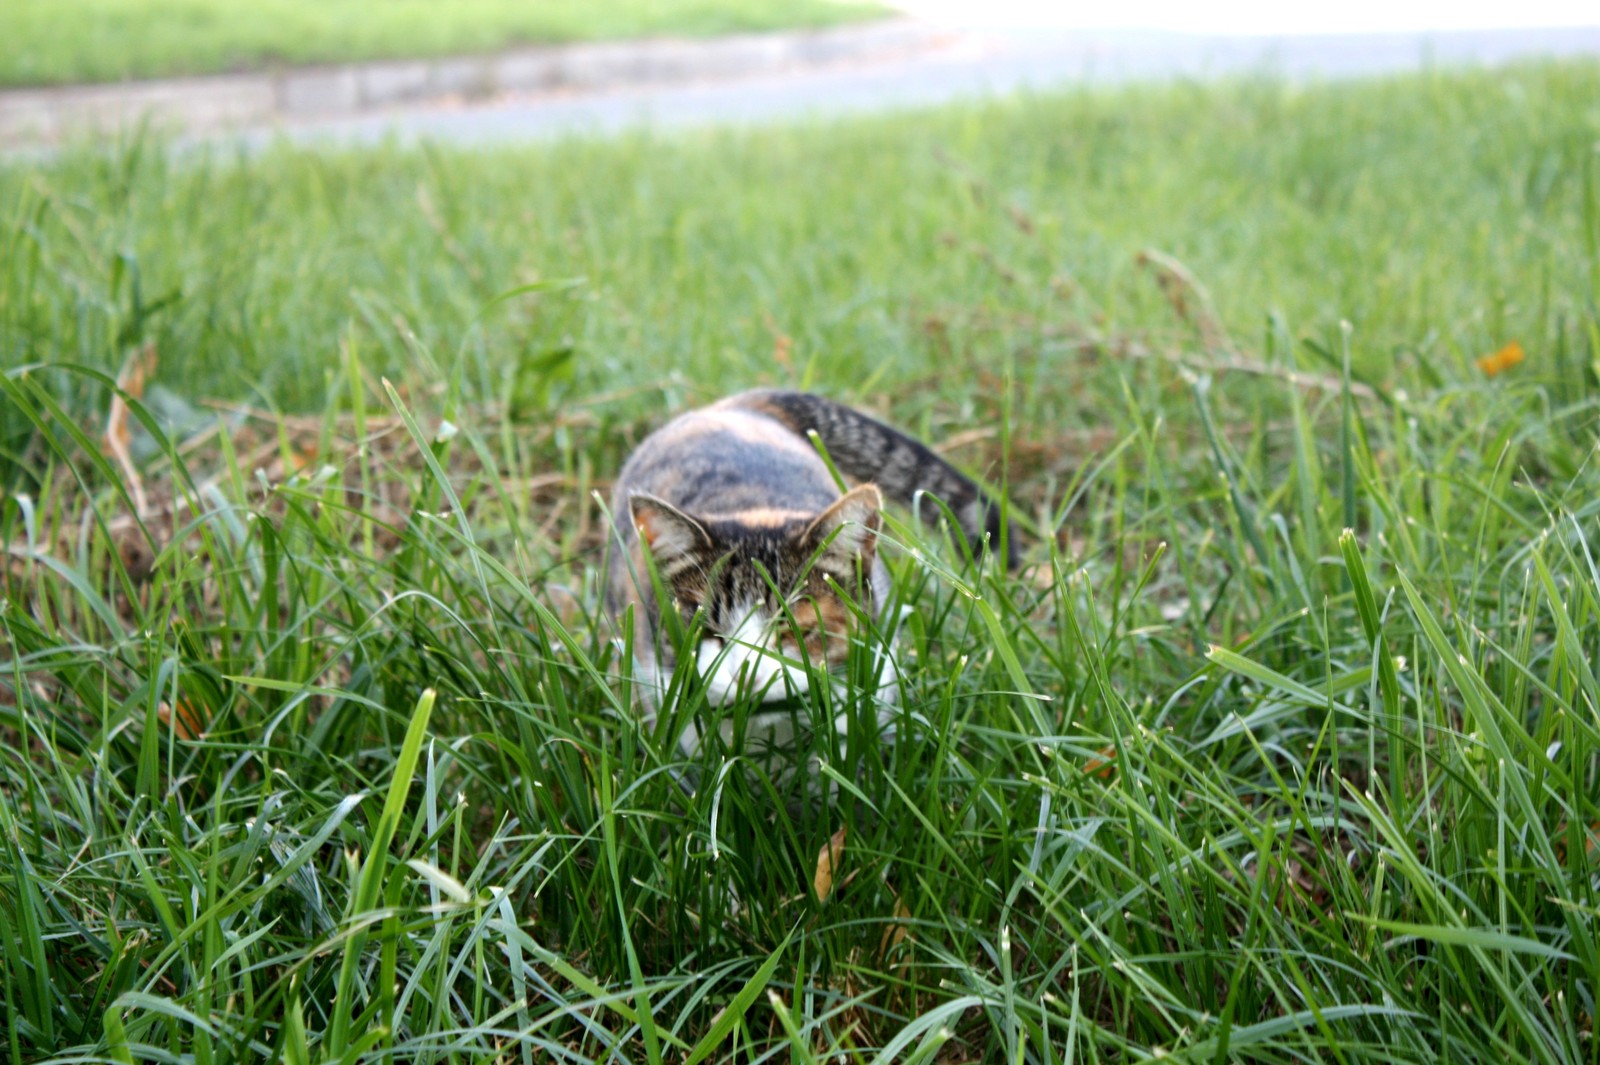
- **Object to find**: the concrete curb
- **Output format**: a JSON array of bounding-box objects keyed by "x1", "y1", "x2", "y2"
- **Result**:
[{"x1": 0, "y1": 18, "x2": 941, "y2": 146}]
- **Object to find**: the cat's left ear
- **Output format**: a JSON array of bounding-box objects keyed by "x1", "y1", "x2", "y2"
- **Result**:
[{"x1": 803, "y1": 484, "x2": 882, "y2": 575}]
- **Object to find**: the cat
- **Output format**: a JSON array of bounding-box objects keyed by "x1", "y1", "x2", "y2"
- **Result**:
[{"x1": 605, "y1": 389, "x2": 1015, "y2": 755}]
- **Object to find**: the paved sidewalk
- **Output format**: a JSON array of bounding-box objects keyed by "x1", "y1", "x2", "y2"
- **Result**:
[
  {"x1": 243, "y1": 24, "x2": 1600, "y2": 150},
  {"x1": 4, "y1": 18, "x2": 1598, "y2": 152},
  {"x1": 0, "y1": 19, "x2": 940, "y2": 147}
]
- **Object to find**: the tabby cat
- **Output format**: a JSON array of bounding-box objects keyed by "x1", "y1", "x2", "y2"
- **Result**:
[
  {"x1": 606, "y1": 389, "x2": 1014, "y2": 751},
  {"x1": 604, "y1": 388, "x2": 1004, "y2": 738}
]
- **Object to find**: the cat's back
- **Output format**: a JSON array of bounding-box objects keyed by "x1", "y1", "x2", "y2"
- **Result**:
[{"x1": 612, "y1": 404, "x2": 839, "y2": 519}]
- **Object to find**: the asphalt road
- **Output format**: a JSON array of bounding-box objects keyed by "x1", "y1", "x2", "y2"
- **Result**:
[{"x1": 230, "y1": 24, "x2": 1600, "y2": 149}]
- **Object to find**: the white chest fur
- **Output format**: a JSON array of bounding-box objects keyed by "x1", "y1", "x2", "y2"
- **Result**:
[{"x1": 632, "y1": 601, "x2": 907, "y2": 762}]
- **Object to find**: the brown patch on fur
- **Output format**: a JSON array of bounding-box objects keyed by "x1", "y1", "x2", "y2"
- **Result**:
[
  {"x1": 701, "y1": 507, "x2": 814, "y2": 527},
  {"x1": 783, "y1": 584, "x2": 858, "y2": 668}
]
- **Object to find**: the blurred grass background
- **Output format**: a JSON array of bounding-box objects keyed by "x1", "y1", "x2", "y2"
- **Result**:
[{"x1": 4, "y1": 64, "x2": 1592, "y2": 425}]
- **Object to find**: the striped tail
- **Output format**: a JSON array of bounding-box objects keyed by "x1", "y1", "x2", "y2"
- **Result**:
[{"x1": 719, "y1": 389, "x2": 1018, "y2": 569}]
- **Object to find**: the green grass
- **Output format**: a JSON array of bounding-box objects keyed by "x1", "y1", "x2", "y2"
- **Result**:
[
  {"x1": 4, "y1": 61, "x2": 1600, "y2": 1062},
  {"x1": 0, "y1": 0, "x2": 892, "y2": 88}
]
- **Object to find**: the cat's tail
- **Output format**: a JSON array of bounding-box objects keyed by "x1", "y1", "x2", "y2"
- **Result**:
[{"x1": 718, "y1": 389, "x2": 1019, "y2": 569}]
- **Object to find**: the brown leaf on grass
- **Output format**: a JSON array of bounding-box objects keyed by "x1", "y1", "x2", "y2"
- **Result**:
[
  {"x1": 1135, "y1": 248, "x2": 1228, "y2": 352},
  {"x1": 934, "y1": 427, "x2": 996, "y2": 455},
  {"x1": 1553, "y1": 820, "x2": 1600, "y2": 864},
  {"x1": 157, "y1": 698, "x2": 207, "y2": 741},
  {"x1": 259, "y1": 443, "x2": 322, "y2": 484},
  {"x1": 813, "y1": 825, "x2": 847, "y2": 903},
  {"x1": 1083, "y1": 745, "x2": 1117, "y2": 779},
  {"x1": 878, "y1": 895, "x2": 912, "y2": 957},
  {"x1": 772, "y1": 334, "x2": 793, "y2": 366},
  {"x1": 762, "y1": 312, "x2": 794, "y2": 368},
  {"x1": 1476, "y1": 340, "x2": 1525, "y2": 377},
  {"x1": 103, "y1": 343, "x2": 157, "y2": 518}
]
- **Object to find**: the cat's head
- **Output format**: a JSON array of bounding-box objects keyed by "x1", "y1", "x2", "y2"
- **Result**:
[{"x1": 629, "y1": 484, "x2": 885, "y2": 704}]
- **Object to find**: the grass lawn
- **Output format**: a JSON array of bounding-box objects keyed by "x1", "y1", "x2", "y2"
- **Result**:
[
  {"x1": 0, "y1": 0, "x2": 892, "y2": 88},
  {"x1": 4, "y1": 61, "x2": 1600, "y2": 1061}
]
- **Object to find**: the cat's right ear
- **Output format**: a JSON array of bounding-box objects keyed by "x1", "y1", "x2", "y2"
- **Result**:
[
  {"x1": 802, "y1": 484, "x2": 882, "y2": 576},
  {"x1": 629, "y1": 493, "x2": 713, "y2": 580}
]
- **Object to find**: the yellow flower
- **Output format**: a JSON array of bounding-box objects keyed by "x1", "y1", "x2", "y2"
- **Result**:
[{"x1": 1476, "y1": 340, "x2": 1525, "y2": 377}]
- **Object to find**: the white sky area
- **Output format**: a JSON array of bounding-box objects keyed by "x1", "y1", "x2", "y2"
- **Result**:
[{"x1": 889, "y1": 0, "x2": 1600, "y2": 34}]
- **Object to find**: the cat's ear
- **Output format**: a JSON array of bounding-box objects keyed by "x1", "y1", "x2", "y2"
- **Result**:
[
  {"x1": 803, "y1": 484, "x2": 882, "y2": 575},
  {"x1": 630, "y1": 493, "x2": 714, "y2": 581}
]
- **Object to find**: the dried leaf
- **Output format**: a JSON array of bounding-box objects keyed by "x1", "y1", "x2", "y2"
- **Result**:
[
  {"x1": 406, "y1": 859, "x2": 475, "y2": 905},
  {"x1": 762, "y1": 312, "x2": 793, "y2": 368},
  {"x1": 1555, "y1": 820, "x2": 1600, "y2": 864},
  {"x1": 879, "y1": 895, "x2": 912, "y2": 956},
  {"x1": 1476, "y1": 340, "x2": 1525, "y2": 377},
  {"x1": 157, "y1": 698, "x2": 207, "y2": 741},
  {"x1": 1083, "y1": 744, "x2": 1117, "y2": 779},
  {"x1": 104, "y1": 343, "x2": 157, "y2": 517},
  {"x1": 936, "y1": 427, "x2": 996, "y2": 454},
  {"x1": 1136, "y1": 248, "x2": 1227, "y2": 351},
  {"x1": 813, "y1": 825, "x2": 847, "y2": 903}
]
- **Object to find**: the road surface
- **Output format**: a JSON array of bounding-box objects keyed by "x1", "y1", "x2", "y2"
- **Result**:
[{"x1": 208, "y1": 23, "x2": 1600, "y2": 149}]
